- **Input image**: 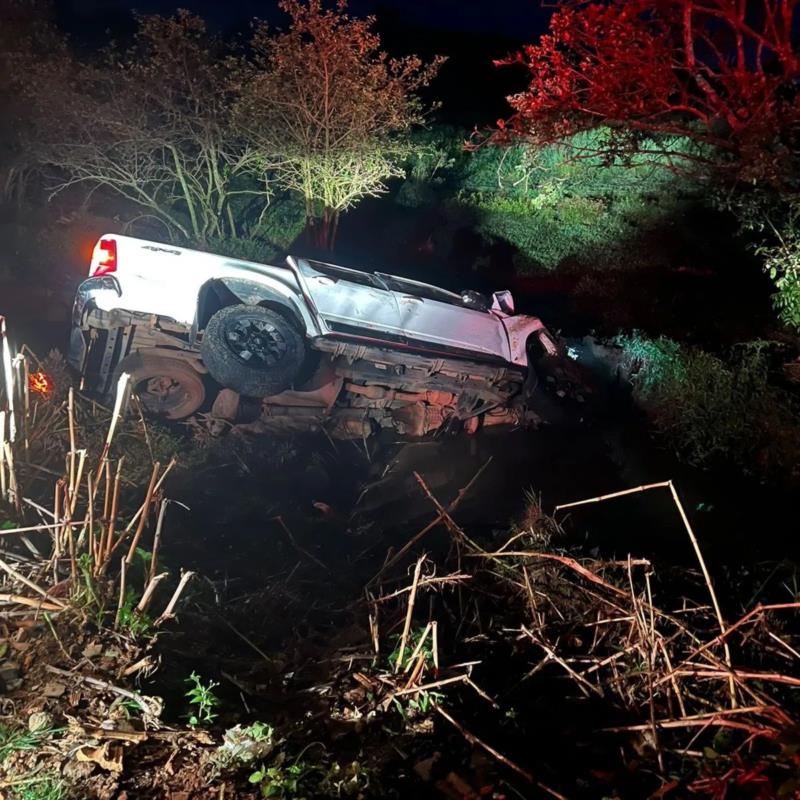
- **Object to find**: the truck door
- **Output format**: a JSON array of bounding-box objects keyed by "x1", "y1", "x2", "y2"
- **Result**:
[
  {"x1": 291, "y1": 259, "x2": 403, "y2": 340},
  {"x1": 376, "y1": 273, "x2": 511, "y2": 361}
]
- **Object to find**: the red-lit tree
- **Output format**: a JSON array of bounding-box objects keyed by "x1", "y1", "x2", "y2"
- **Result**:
[{"x1": 498, "y1": 0, "x2": 800, "y2": 183}]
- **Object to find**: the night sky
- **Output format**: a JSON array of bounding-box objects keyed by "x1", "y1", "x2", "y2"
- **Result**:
[
  {"x1": 52, "y1": 0, "x2": 552, "y2": 124},
  {"x1": 53, "y1": 0, "x2": 551, "y2": 39}
]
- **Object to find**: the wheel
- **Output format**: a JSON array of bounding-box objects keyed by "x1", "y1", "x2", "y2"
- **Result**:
[
  {"x1": 116, "y1": 353, "x2": 206, "y2": 420},
  {"x1": 200, "y1": 304, "x2": 305, "y2": 397}
]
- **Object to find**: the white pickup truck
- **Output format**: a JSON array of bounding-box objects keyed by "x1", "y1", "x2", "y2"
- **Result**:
[{"x1": 68, "y1": 234, "x2": 559, "y2": 438}]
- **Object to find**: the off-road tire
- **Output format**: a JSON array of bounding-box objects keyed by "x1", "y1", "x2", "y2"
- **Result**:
[
  {"x1": 200, "y1": 304, "x2": 305, "y2": 397},
  {"x1": 116, "y1": 353, "x2": 206, "y2": 420}
]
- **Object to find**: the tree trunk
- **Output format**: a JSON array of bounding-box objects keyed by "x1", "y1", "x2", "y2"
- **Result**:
[{"x1": 307, "y1": 207, "x2": 340, "y2": 250}]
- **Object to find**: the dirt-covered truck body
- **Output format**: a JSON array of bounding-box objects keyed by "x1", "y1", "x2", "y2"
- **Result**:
[{"x1": 69, "y1": 234, "x2": 558, "y2": 438}]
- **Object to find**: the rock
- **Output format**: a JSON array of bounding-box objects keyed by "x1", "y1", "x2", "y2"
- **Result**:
[{"x1": 28, "y1": 711, "x2": 54, "y2": 732}]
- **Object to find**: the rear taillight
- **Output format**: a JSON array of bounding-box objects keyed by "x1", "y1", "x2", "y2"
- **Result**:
[{"x1": 91, "y1": 237, "x2": 117, "y2": 276}]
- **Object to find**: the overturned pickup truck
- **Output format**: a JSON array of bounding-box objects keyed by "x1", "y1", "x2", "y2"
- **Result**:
[{"x1": 69, "y1": 235, "x2": 560, "y2": 438}]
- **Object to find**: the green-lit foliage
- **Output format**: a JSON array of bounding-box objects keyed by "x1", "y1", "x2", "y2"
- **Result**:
[
  {"x1": 399, "y1": 127, "x2": 702, "y2": 273},
  {"x1": 199, "y1": 194, "x2": 306, "y2": 264},
  {"x1": 716, "y1": 189, "x2": 800, "y2": 330},
  {"x1": 617, "y1": 334, "x2": 800, "y2": 473}
]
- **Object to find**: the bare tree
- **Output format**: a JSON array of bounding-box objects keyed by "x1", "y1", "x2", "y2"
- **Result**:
[
  {"x1": 237, "y1": 0, "x2": 444, "y2": 249},
  {"x1": 26, "y1": 11, "x2": 267, "y2": 243}
]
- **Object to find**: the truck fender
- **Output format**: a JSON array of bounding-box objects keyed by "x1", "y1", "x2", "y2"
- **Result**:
[{"x1": 194, "y1": 277, "x2": 317, "y2": 340}]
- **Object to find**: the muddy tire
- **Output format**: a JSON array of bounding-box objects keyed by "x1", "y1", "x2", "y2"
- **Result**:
[
  {"x1": 200, "y1": 304, "x2": 305, "y2": 397},
  {"x1": 116, "y1": 353, "x2": 205, "y2": 420}
]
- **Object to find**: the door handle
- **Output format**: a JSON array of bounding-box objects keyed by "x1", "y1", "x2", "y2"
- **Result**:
[{"x1": 399, "y1": 295, "x2": 422, "y2": 302}]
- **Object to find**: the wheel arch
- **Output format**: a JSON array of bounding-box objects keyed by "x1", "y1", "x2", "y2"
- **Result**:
[{"x1": 195, "y1": 277, "x2": 314, "y2": 339}]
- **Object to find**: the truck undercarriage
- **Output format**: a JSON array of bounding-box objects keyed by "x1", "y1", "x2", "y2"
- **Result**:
[{"x1": 73, "y1": 308, "x2": 537, "y2": 440}]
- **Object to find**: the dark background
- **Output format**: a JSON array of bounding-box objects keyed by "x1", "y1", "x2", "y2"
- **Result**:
[{"x1": 52, "y1": 0, "x2": 554, "y2": 125}]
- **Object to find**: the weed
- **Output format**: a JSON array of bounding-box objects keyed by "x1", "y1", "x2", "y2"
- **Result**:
[
  {"x1": 7, "y1": 776, "x2": 70, "y2": 800},
  {"x1": 214, "y1": 721, "x2": 277, "y2": 768},
  {"x1": 116, "y1": 592, "x2": 154, "y2": 638},
  {"x1": 392, "y1": 689, "x2": 445, "y2": 720},
  {"x1": 0, "y1": 723, "x2": 62, "y2": 764},
  {"x1": 249, "y1": 754, "x2": 314, "y2": 799},
  {"x1": 184, "y1": 671, "x2": 220, "y2": 728},
  {"x1": 387, "y1": 625, "x2": 433, "y2": 670}
]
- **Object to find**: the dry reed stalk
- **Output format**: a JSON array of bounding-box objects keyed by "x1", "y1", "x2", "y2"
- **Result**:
[
  {"x1": 663, "y1": 602, "x2": 800, "y2": 680},
  {"x1": 372, "y1": 574, "x2": 471, "y2": 603},
  {"x1": 0, "y1": 411, "x2": 6, "y2": 498},
  {"x1": 667, "y1": 482, "x2": 736, "y2": 708},
  {"x1": 403, "y1": 621, "x2": 432, "y2": 673},
  {"x1": 87, "y1": 474, "x2": 97, "y2": 566},
  {"x1": 68, "y1": 449, "x2": 86, "y2": 518},
  {"x1": 20, "y1": 355, "x2": 28, "y2": 452},
  {"x1": 521, "y1": 626, "x2": 603, "y2": 697},
  {"x1": 94, "y1": 372, "x2": 131, "y2": 485},
  {"x1": 433, "y1": 705, "x2": 559, "y2": 793},
  {"x1": 123, "y1": 461, "x2": 160, "y2": 566},
  {"x1": 0, "y1": 518, "x2": 89, "y2": 536},
  {"x1": 0, "y1": 593, "x2": 63, "y2": 611},
  {"x1": 0, "y1": 556, "x2": 66, "y2": 608},
  {"x1": 431, "y1": 620, "x2": 439, "y2": 671},
  {"x1": 403, "y1": 652, "x2": 427, "y2": 690},
  {"x1": 114, "y1": 558, "x2": 127, "y2": 628},
  {"x1": 148, "y1": 499, "x2": 168, "y2": 583},
  {"x1": 0, "y1": 316, "x2": 17, "y2": 443},
  {"x1": 554, "y1": 480, "x2": 738, "y2": 707},
  {"x1": 100, "y1": 458, "x2": 124, "y2": 570},
  {"x1": 52, "y1": 479, "x2": 63, "y2": 560},
  {"x1": 395, "y1": 556, "x2": 424, "y2": 672},
  {"x1": 155, "y1": 571, "x2": 195, "y2": 625},
  {"x1": 413, "y1": 471, "x2": 485, "y2": 553},
  {"x1": 67, "y1": 387, "x2": 76, "y2": 496},
  {"x1": 3, "y1": 442, "x2": 19, "y2": 510},
  {"x1": 554, "y1": 481, "x2": 672, "y2": 512},
  {"x1": 102, "y1": 461, "x2": 112, "y2": 523},
  {"x1": 392, "y1": 674, "x2": 469, "y2": 696},
  {"x1": 136, "y1": 572, "x2": 168, "y2": 614},
  {"x1": 373, "y1": 458, "x2": 492, "y2": 582},
  {"x1": 123, "y1": 458, "x2": 176, "y2": 534}
]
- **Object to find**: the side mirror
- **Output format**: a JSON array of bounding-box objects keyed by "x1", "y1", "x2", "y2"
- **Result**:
[{"x1": 491, "y1": 290, "x2": 515, "y2": 315}]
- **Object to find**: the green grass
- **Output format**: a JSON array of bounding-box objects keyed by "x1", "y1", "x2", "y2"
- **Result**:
[
  {"x1": 0, "y1": 723, "x2": 62, "y2": 764},
  {"x1": 7, "y1": 777, "x2": 70, "y2": 800}
]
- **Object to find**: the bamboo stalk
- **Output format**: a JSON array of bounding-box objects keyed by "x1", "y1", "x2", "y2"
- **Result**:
[
  {"x1": 124, "y1": 462, "x2": 160, "y2": 567},
  {"x1": 0, "y1": 557, "x2": 66, "y2": 608},
  {"x1": 395, "y1": 556, "x2": 424, "y2": 673},
  {"x1": 155, "y1": 571, "x2": 195, "y2": 625},
  {"x1": 114, "y1": 558, "x2": 127, "y2": 628},
  {"x1": 667, "y1": 482, "x2": 736, "y2": 708},
  {"x1": 0, "y1": 593, "x2": 64, "y2": 611},
  {"x1": 554, "y1": 481, "x2": 672, "y2": 512},
  {"x1": 148, "y1": 499, "x2": 168, "y2": 583},
  {"x1": 0, "y1": 317, "x2": 17, "y2": 443},
  {"x1": 136, "y1": 572, "x2": 168, "y2": 614}
]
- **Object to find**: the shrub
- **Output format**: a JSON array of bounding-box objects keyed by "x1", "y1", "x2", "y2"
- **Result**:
[
  {"x1": 397, "y1": 127, "x2": 701, "y2": 273},
  {"x1": 617, "y1": 334, "x2": 800, "y2": 476}
]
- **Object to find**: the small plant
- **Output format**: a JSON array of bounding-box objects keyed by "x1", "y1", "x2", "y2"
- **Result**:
[
  {"x1": 116, "y1": 592, "x2": 154, "y2": 638},
  {"x1": 0, "y1": 722, "x2": 62, "y2": 764},
  {"x1": 387, "y1": 625, "x2": 433, "y2": 671},
  {"x1": 249, "y1": 753, "x2": 314, "y2": 799},
  {"x1": 184, "y1": 671, "x2": 220, "y2": 728},
  {"x1": 392, "y1": 689, "x2": 445, "y2": 720},
  {"x1": 215, "y1": 721, "x2": 277, "y2": 767}
]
